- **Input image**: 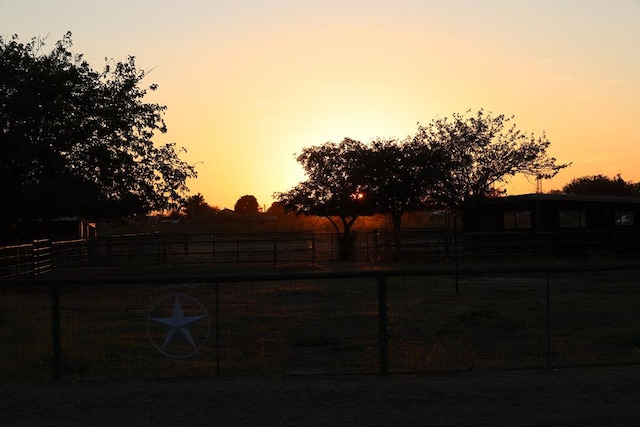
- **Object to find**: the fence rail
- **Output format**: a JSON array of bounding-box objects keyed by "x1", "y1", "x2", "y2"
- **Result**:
[
  {"x1": 32, "y1": 239, "x2": 52, "y2": 276},
  {"x1": 1, "y1": 263, "x2": 639, "y2": 382},
  {"x1": 0, "y1": 243, "x2": 34, "y2": 278},
  {"x1": 1, "y1": 239, "x2": 88, "y2": 278},
  {"x1": 86, "y1": 232, "x2": 316, "y2": 267},
  {"x1": 52, "y1": 239, "x2": 88, "y2": 267},
  {"x1": 3, "y1": 227, "x2": 639, "y2": 278}
]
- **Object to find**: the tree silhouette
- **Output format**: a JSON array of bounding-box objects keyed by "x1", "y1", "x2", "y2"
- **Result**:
[
  {"x1": 0, "y1": 32, "x2": 196, "y2": 222},
  {"x1": 267, "y1": 202, "x2": 284, "y2": 215},
  {"x1": 183, "y1": 193, "x2": 218, "y2": 223},
  {"x1": 416, "y1": 109, "x2": 570, "y2": 210},
  {"x1": 275, "y1": 111, "x2": 569, "y2": 261},
  {"x1": 234, "y1": 195, "x2": 260, "y2": 214},
  {"x1": 365, "y1": 137, "x2": 446, "y2": 258},
  {"x1": 562, "y1": 174, "x2": 640, "y2": 196},
  {"x1": 275, "y1": 138, "x2": 375, "y2": 261}
]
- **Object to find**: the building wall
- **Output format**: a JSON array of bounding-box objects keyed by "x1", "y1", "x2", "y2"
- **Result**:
[{"x1": 462, "y1": 195, "x2": 640, "y2": 254}]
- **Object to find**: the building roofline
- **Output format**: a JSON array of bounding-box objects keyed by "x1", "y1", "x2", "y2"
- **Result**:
[{"x1": 479, "y1": 193, "x2": 640, "y2": 204}]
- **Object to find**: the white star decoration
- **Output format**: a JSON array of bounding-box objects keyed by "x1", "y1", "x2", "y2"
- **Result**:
[{"x1": 150, "y1": 295, "x2": 208, "y2": 351}]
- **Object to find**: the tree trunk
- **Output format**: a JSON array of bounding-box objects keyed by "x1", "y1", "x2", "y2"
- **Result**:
[
  {"x1": 337, "y1": 223, "x2": 353, "y2": 261},
  {"x1": 391, "y1": 212, "x2": 402, "y2": 261},
  {"x1": 326, "y1": 216, "x2": 357, "y2": 262}
]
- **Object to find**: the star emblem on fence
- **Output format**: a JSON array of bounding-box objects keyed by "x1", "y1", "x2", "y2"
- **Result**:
[{"x1": 146, "y1": 293, "x2": 210, "y2": 359}]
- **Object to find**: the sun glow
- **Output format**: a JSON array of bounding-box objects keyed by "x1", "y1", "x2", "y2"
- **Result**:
[
  {"x1": 351, "y1": 192, "x2": 365, "y2": 201},
  {"x1": 1, "y1": 1, "x2": 638, "y2": 210}
]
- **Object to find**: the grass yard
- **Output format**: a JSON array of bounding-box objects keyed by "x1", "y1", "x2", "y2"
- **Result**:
[{"x1": 1, "y1": 263, "x2": 639, "y2": 382}]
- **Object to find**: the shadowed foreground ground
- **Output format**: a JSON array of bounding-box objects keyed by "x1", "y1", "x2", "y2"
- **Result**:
[{"x1": 2, "y1": 366, "x2": 639, "y2": 426}]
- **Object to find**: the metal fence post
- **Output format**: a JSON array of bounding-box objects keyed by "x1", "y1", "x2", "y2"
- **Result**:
[
  {"x1": 454, "y1": 217, "x2": 459, "y2": 295},
  {"x1": 215, "y1": 281, "x2": 220, "y2": 377},
  {"x1": 51, "y1": 283, "x2": 62, "y2": 381},
  {"x1": 373, "y1": 229, "x2": 378, "y2": 261},
  {"x1": 365, "y1": 232, "x2": 370, "y2": 262},
  {"x1": 546, "y1": 271, "x2": 551, "y2": 369},
  {"x1": 162, "y1": 237, "x2": 167, "y2": 265},
  {"x1": 273, "y1": 234, "x2": 278, "y2": 267},
  {"x1": 212, "y1": 235, "x2": 216, "y2": 264},
  {"x1": 378, "y1": 274, "x2": 389, "y2": 376}
]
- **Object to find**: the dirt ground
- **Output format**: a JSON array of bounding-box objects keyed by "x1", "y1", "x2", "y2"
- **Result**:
[{"x1": 1, "y1": 365, "x2": 639, "y2": 426}]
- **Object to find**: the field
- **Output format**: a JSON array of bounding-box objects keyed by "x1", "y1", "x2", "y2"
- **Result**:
[
  {"x1": 2, "y1": 262, "x2": 640, "y2": 425},
  {"x1": 1, "y1": 262, "x2": 639, "y2": 383}
]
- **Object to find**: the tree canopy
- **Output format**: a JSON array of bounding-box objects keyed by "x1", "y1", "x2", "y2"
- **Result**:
[
  {"x1": 415, "y1": 109, "x2": 569, "y2": 209},
  {"x1": 562, "y1": 174, "x2": 640, "y2": 197},
  {"x1": 361, "y1": 137, "x2": 447, "y2": 258},
  {"x1": 274, "y1": 138, "x2": 374, "y2": 260},
  {"x1": 366, "y1": 137, "x2": 445, "y2": 230},
  {"x1": 0, "y1": 32, "x2": 196, "y2": 222},
  {"x1": 275, "y1": 138, "x2": 374, "y2": 219},
  {"x1": 183, "y1": 193, "x2": 219, "y2": 223},
  {"x1": 275, "y1": 110, "x2": 569, "y2": 260},
  {"x1": 234, "y1": 195, "x2": 260, "y2": 214}
]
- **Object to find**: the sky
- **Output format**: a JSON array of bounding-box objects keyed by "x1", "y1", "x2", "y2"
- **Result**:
[{"x1": 1, "y1": 0, "x2": 639, "y2": 210}]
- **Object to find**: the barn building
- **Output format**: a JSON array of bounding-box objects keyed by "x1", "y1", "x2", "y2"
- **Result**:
[{"x1": 461, "y1": 194, "x2": 640, "y2": 255}]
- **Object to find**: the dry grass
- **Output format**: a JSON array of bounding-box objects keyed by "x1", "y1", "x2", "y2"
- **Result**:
[{"x1": 1, "y1": 264, "x2": 639, "y2": 383}]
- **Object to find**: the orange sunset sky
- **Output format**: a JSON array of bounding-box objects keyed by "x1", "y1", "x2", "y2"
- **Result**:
[{"x1": 2, "y1": 0, "x2": 638, "y2": 210}]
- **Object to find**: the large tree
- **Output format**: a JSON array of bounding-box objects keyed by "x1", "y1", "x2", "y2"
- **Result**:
[
  {"x1": 365, "y1": 137, "x2": 446, "y2": 258},
  {"x1": 562, "y1": 174, "x2": 640, "y2": 196},
  {"x1": 275, "y1": 138, "x2": 374, "y2": 261},
  {"x1": 415, "y1": 109, "x2": 570, "y2": 210},
  {"x1": 0, "y1": 32, "x2": 196, "y2": 222}
]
